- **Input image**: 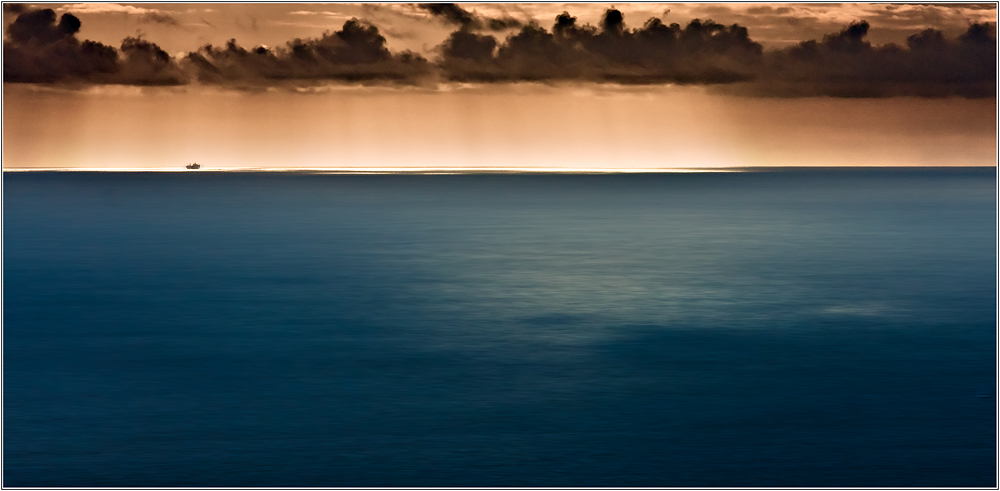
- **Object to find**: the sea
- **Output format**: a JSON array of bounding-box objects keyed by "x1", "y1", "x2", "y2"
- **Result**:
[{"x1": 3, "y1": 168, "x2": 996, "y2": 487}]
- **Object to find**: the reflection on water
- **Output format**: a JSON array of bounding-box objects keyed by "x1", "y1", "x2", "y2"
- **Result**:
[{"x1": 3, "y1": 168, "x2": 996, "y2": 486}]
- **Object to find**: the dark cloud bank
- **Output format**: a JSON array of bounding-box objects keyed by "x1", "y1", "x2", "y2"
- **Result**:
[
  {"x1": 186, "y1": 20, "x2": 429, "y2": 84},
  {"x1": 3, "y1": 7, "x2": 187, "y2": 85},
  {"x1": 3, "y1": 5, "x2": 996, "y2": 97}
]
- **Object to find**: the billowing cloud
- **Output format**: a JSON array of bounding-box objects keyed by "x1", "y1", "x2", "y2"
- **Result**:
[
  {"x1": 184, "y1": 19, "x2": 431, "y2": 86},
  {"x1": 4, "y1": 8, "x2": 117, "y2": 83},
  {"x1": 118, "y1": 35, "x2": 188, "y2": 84},
  {"x1": 3, "y1": 7, "x2": 186, "y2": 85},
  {"x1": 747, "y1": 20, "x2": 997, "y2": 97},
  {"x1": 2, "y1": 5, "x2": 995, "y2": 97},
  {"x1": 435, "y1": 8, "x2": 995, "y2": 97},
  {"x1": 439, "y1": 9, "x2": 763, "y2": 84}
]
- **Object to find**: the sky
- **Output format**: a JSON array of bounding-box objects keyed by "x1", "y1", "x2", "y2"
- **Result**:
[{"x1": 2, "y1": 2, "x2": 997, "y2": 169}]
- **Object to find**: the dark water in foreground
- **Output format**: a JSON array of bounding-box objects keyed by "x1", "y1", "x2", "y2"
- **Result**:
[{"x1": 4, "y1": 169, "x2": 996, "y2": 487}]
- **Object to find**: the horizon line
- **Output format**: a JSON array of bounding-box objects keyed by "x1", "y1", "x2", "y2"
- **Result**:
[{"x1": 3, "y1": 165, "x2": 997, "y2": 174}]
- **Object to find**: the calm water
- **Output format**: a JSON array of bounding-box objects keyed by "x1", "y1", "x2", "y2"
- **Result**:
[{"x1": 4, "y1": 169, "x2": 996, "y2": 486}]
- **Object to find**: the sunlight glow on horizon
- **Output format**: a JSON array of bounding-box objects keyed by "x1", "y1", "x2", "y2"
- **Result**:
[
  {"x1": 3, "y1": 83, "x2": 995, "y2": 170},
  {"x1": 1, "y1": 166, "x2": 747, "y2": 173}
]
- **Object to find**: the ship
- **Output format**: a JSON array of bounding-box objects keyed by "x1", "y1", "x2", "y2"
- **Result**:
[{"x1": 186, "y1": 163, "x2": 200, "y2": 169}]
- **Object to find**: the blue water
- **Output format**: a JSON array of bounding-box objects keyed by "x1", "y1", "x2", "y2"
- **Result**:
[{"x1": 3, "y1": 168, "x2": 996, "y2": 486}]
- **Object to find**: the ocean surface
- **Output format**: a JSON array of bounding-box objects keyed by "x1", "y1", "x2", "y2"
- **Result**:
[{"x1": 3, "y1": 168, "x2": 996, "y2": 487}]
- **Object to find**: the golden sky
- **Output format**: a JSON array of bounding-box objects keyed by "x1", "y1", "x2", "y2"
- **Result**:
[{"x1": 2, "y1": 3, "x2": 997, "y2": 169}]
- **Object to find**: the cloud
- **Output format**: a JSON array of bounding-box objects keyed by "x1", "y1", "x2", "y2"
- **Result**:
[
  {"x1": 282, "y1": 10, "x2": 357, "y2": 29},
  {"x1": 419, "y1": 3, "x2": 475, "y2": 27},
  {"x1": 54, "y1": 3, "x2": 182, "y2": 28},
  {"x1": 56, "y1": 3, "x2": 169, "y2": 16},
  {"x1": 3, "y1": 7, "x2": 186, "y2": 85},
  {"x1": 3, "y1": 2, "x2": 26, "y2": 21},
  {"x1": 138, "y1": 11, "x2": 180, "y2": 27},
  {"x1": 289, "y1": 10, "x2": 354, "y2": 19},
  {"x1": 184, "y1": 19, "x2": 431, "y2": 86},
  {"x1": 117, "y1": 36, "x2": 188, "y2": 85},
  {"x1": 654, "y1": 3, "x2": 995, "y2": 49},
  {"x1": 4, "y1": 8, "x2": 117, "y2": 83},
  {"x1": 434, "y1": 8, "x2": 994, "y2": 97},
  {"x1": 6, "y1": 7, "x2": 81, "y2": 44},
  {"x1": 417, "y1": 3, "x2": 522, "y2": 31},
  {"x1": 745, "y1": 20, "x2": 997, "y2": 97},
  {"x1": 2, "y1": 6, "x2": 995, "y2": 97},
  {"x1": 438, "y1": 9, "x2": 763, "y2": 84}
]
